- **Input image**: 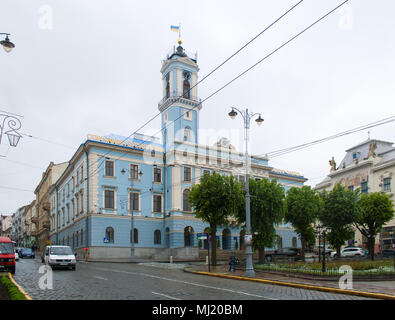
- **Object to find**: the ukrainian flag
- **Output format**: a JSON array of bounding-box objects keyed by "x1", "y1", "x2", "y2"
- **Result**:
[{"x1": 170, "y1": 25, "x2": 180, "y2": 32}]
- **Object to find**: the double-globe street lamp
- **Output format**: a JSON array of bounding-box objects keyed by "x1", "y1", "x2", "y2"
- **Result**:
[
  {"x1": 228, "y1": 107, "x2": 264, "y2": 278},
  {"x1": 121, "y1": 167, "x2": 143, "y2": 262},
  {"x1": 0, "y1": 33, "x2": 15, "y2": 53}
]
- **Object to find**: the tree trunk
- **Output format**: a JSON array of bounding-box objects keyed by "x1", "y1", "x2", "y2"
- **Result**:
[
  {"x1": 368, "y1": 236, "x2": 375, "y2": 261},
  {"x1": 301, "y1": 238, "x2": 306, "y2": 262},
  {"x1": 258, "y1": 247, "x2": 265, "y2": 264},
  {"x1": 210, "y1": 224, "x2": 217, "y2": 266}
]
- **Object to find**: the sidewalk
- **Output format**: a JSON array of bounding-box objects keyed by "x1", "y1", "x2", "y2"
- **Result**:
[{"x1": 184, "y1": 262, "x2": 395, "y2": 300}]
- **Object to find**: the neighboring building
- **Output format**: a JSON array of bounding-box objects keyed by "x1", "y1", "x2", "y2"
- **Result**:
[
  {"x1": 24, "y1": 200, "x2": 36, "y2": 248},
  {"x1": 34, "y1": 161, "x2": 68, "y2": 252},
  {"x1": 315, "y1": 138, "x2": 395, "y2": 252},
  {"x1": 0, "y1": 215, "x2": 13, "y2": 238},
  {"x1": 48, "y1": 40, "x2": 307, "y2": 260},
  {"x1": 12, "y1": 206, "x2": 26, "y2": 246}
]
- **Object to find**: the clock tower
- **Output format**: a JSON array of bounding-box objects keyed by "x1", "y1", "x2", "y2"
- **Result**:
[{"x1": 158, "y1": 39, "x2": 201, "y2": 151}]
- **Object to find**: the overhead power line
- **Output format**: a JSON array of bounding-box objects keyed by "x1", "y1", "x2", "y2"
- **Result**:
[{"x1": 264, "y1": 115, "x2": 395, "y2": 158}]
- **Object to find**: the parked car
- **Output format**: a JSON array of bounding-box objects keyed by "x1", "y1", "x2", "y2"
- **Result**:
[
  {"x1": 44, "y1": 245, "x2": 76, "y2": 270},
  {"x1": 0, "y1": 237, "x2": 16, "y2": 274},
  {"x1": 331, "y1": 247, "x2": 365, "y2": 258},
  {"x1": 14, "y1": 251, "x2": 19, "y2": 261},
  {"x1": 380, "y1": 249, "x2": 395, "y2": 258},
  {"x1": 19, "y1": 248, "x2": 35, "y2": 259},
  {"x1": 265, "y1": 247, "x2": 302, "y2": 262},
  {"x1": 15, "y1": 247, "x2": 24, "y2": 255}
]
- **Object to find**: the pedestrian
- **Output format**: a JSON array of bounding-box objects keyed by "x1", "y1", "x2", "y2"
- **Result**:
[{"x1": 228, "y1": 251, "x2": 236, "y2": 272}]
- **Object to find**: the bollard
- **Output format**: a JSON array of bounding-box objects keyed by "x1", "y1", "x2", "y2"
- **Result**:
[{"x1": 170, "y1": 256, "x2": 173, "y2": 264}]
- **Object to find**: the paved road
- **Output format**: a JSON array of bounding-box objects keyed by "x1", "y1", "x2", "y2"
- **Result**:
[{"x1": 12, "y1": 258, "x2": 373, "y2": 300}]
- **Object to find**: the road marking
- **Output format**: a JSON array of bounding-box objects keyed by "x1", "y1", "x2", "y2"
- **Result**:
[
  {"x1": 94, "y1": 267, "x2": 277, "y2": 300},
  {"x1": 93, "y1": 276, "x2": 108, "y2": 281},
  {"x1": 152, "y1": 291, "x2": 182, "y2": 300}
]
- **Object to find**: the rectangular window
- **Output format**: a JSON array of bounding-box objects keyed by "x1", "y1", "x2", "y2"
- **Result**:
[
  {"x1": 130, "y1": 192, "x2": 139, "y2": 211},
  {"x1": 67, "y1": 204, "x2": 70, "y2": 223},
  {"x1": 105, "y1": 160, "x2": 114, "y2": 177},
  {"x1": 80, "y1": 191, "x2": 84, "y2": 214},
  {"x1": 153, "y1": 195, "x2": 162, "y2": 213},
  {"x1": 361, "y1": 181, "x2": 368, "y2": 194},
  {"x1": 154, "y1": 167, "x2": 162, "y2": 183},
  {"x1": 184, "y1": 167, "x2": 192, "y2": 182},
  {"x1": 104, "y1": 190, "x2": 115, "y2": 209},
  {"x1": 383, "y1": 178, "x2": 391, "y2": 192},
  {"x1": 130, "y1": 164, "x2": 139, "y2": 180},
  {"x1": 80, "y1": 165, "x2": 84, "y2": 183},
  {"x1": 203, "y1": 169, "x2": 211, "y2": 176}
]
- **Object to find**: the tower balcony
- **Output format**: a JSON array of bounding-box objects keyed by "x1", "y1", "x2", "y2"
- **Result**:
[{"x1": 158, "y1": 91, "x2": 202, "y2": 112}]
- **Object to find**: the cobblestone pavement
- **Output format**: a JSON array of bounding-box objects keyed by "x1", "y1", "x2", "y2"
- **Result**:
[{"x1": 12, "y1": 258, "x2": 374, "y2": 300}]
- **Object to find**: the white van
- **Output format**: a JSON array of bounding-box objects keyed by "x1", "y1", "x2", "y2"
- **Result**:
[{"x1": 44, "y1": 245, "x2": 76, "y2": 270}]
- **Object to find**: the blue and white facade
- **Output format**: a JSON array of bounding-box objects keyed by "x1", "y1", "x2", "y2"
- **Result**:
[{"x1": 49, "y1": 42, "x2": 307, "y2": 260}]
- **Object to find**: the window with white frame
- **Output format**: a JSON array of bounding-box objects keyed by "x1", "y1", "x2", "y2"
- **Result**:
[
  {"x1": 184, "y1": 166, "x2": 192, "y2": 182},
  {"x1": 104, "y1": 189, "x2": 115, "y2": 209},
  {"x1": 105, "y1": 160, "x2": 114, "y2": 177},
  {"x1": 383, "y1": 177, "x2": 391, "y2": 192},
  {"x1": 129, "y1": 191, "x2": 139, "y2": 211},
  {"x1": 153, "y1": 167, "x2": 162, "y2": 183},
  {"x1": 153, "y1": 194, "x2": 162, "y2": 213},
  {"x1": 130, "y1": 164, "x2": 139, "y2": 180}
]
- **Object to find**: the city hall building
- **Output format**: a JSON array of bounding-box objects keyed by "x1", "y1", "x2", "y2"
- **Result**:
[{"x1": 49, "y1": 41, "x2": 307, "y2": 260}]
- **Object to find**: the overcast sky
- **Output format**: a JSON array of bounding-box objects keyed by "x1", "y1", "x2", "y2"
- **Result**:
[{"x1": 1, "y1": 0, "x2": 395, "y2": 214}]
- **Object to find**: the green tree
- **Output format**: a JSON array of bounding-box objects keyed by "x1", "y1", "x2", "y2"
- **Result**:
[
  {"x1": 285, "y1": 186, "x2": 322, "y2": 261},
  {"x1": 320, "y1": 184, "x2": 359, "y2": 257},
  {"x1": 355, "y1": 192, "x2": 394, "y2": 260},
  {"x1": 236, "y1": 178, "x2": 285, "y2": 264},
  {"x1": 187, "y1": 172, "x2": 244, "y2": 266}
]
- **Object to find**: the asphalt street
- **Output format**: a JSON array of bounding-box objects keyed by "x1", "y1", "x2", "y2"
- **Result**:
[{"x1": 12, "y1": 258, "x2": 373, "y2": 301}]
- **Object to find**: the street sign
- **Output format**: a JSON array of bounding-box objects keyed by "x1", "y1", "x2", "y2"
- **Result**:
[{"x1": 103, "y1": 237, "x2": 110, "y2": 243}]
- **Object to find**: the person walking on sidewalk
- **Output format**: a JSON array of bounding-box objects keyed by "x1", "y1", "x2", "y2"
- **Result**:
[{"x1": 229, "y1": 251, "x2": 236, "y2": 272}]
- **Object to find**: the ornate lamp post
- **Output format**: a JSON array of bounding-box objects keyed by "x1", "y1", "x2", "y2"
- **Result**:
[
  {"x1": 228, "y1": 107, "x2": 263, "y2": 277},
  {"x1": 121, "y1": 167, "x2": 143, "y2": 262},
  {"x1": 0, "y1": 33, "x2": 15, "y2": 53},
  {"x1": 0, "y1": 111, "x2": 23, "y2": 147}
]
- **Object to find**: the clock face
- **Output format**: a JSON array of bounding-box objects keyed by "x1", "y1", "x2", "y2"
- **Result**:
[{"x1": 183, "y1": 71, "x2": 191, "y2": 80}]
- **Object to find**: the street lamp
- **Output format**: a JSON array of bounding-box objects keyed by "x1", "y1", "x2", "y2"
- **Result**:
[
  {"x1": 121, "y1": 167, "x2": 143, "y2": 262},
  {"x1": 0, "y1": 33, "x2": 15, "y2": 53},
  {"x1": 321, "y1": 227, "x2": 331, "y2": 273},
  {"x1": 228, "y1": 106, "x2": 264, "y2": 278},
  {"x1": 0, "y1": 112, "x2": 23, "y2": 147},
  {"x1": 315, "y1": 224, "x2": 322, "y2": 263}
]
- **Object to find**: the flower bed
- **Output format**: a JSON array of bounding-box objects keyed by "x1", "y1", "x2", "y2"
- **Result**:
[{"x1": 255, "y1": 259, "x2": 395, "y2": 277}]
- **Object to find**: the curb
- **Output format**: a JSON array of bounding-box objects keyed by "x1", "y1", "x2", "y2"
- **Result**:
[
  {"x1": 184, "y1": 268, "x2": 395, "y2": 300},
  {"x1": 7, "y1": 273, "x2": 32, "y2": 300}
]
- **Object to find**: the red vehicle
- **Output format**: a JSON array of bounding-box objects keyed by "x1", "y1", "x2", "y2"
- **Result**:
[{"x1": 0, "y1": 237, "x2": 15, "y2": 274}]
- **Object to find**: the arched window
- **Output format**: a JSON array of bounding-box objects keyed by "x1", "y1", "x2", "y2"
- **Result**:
[
  {"x1": 182, "y1": 71, "x2": 191, "y2": 99},
  {"x1": 131, "y1": 228, "x2": 138, "y2": 244},
  {"x1": 184, "y1": 226, "x2": 193, "y2": 247},
  {"x1": 184, "y1": 126, "x2": 191, "y2": 141},
  {"x1": 154, "y1": 230, "x2": 161, "y2": 245},
  {"x1": 165, "y1": 73, "x2": 170, "y2": 99},
  {"x1": 105, "y1": 227, "x2": 114, "y2": 243},
  {"x1": 222, "y1": 228, "x2": 231, "y2": 250},
  {"x1": 183, "y1": 189, "x2": 191, "y2": 212},
  {"x1": 292, "y1": 237, "x2": 297, "y2": 247},
  {"x1": 165, "y1": 227, "x2": 170, "y2": 248}
]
